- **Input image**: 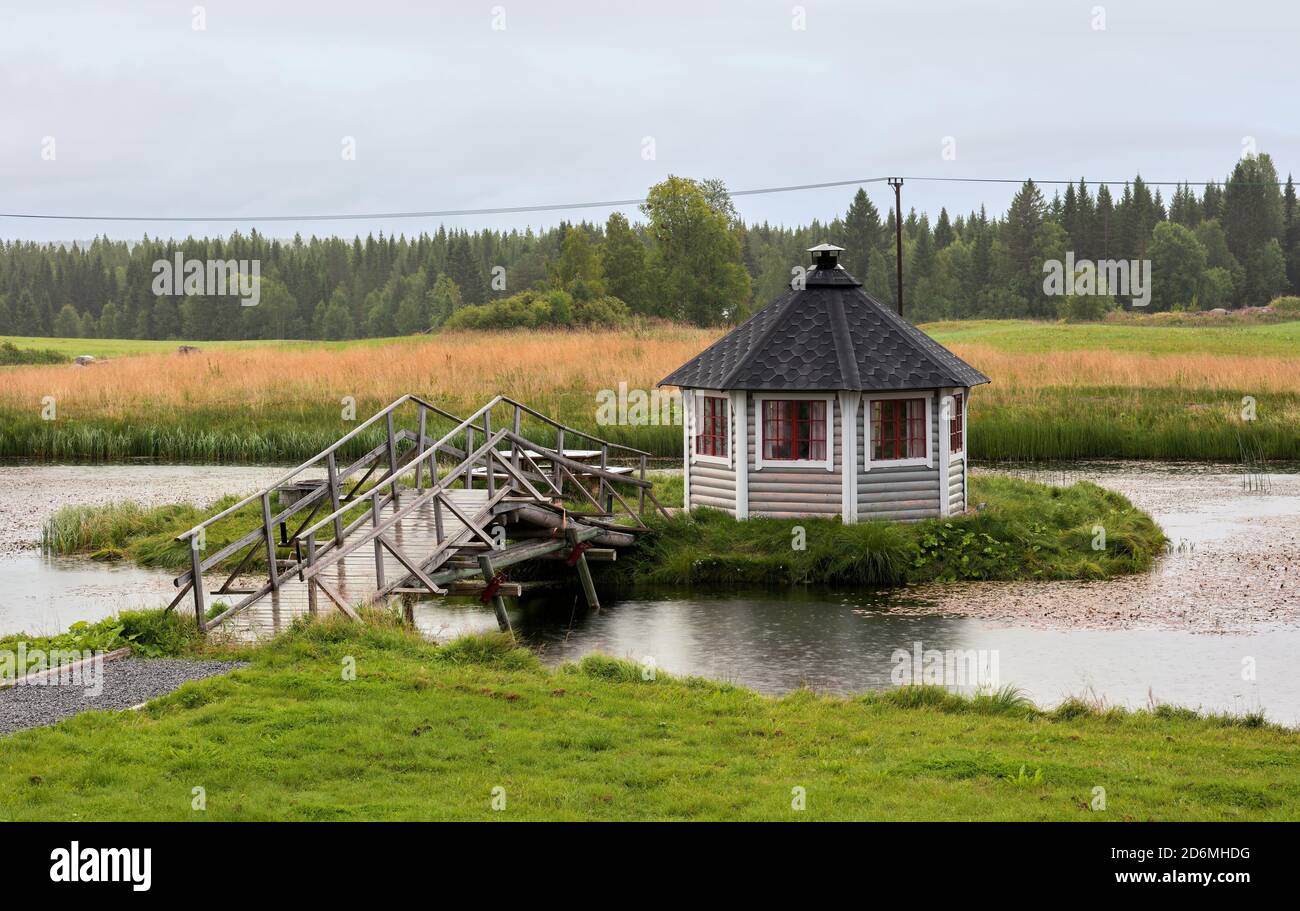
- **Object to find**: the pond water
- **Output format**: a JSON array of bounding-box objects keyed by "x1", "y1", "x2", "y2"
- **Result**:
[
  {"x1": 411, "y1": 589, "x2": 1299, "y2": 723},
  {"x1": 2, "y1": 461, "x2": 1297, "y2": 723}
]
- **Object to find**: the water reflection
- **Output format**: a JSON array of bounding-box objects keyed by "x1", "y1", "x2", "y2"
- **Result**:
[
  {"x1": 413, "y1": 587, "x2": 1297, "y2": 724},
  {"x1": 0, "y1": 553, "x2": 177, "y2": 637}
]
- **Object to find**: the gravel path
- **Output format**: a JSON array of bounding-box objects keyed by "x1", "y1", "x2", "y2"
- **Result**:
[{"x1": 0, "y1": 658, "x2": 246, "y2": 735}]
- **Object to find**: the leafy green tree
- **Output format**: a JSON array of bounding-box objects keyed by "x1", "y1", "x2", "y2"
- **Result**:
[
  {"x1": 52, "y1": 303, "x2": 83, "y2": 338},
  {"x1": 640, "y1": 176, "x2": 750, "y2": 325},
  {"x1": 1149, "y1": 222, "x2": 1207, "y2": 310},
  {"x1": 549, "y1": 225, "x2": 604, "y2": 292},
  {"x1": 321, "y1": 290, "x2": 356, "y2": 340},
  {"x1": 1244, "y1": 240, "x2": 1288, "y2": 305},
  {"x1": 1198, "y1": 267, "x2": 1234, "y2": 310},
  {"x1": 426, "y1": 274, "x2": 463, "y2": 328}
]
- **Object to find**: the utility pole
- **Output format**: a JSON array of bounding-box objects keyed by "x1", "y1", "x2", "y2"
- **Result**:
[{"x1": 887, "y1": 177, "x2": 904, "y2": 318}]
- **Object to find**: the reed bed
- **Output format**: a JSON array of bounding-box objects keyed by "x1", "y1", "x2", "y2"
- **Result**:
[{"x1": 2, "y1": 322, "x2": 1297, "y2": 462}]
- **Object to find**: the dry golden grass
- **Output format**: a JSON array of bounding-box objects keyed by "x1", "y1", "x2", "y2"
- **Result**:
[
  {"x1": 3, "y1": 326, "x2": 1297, "y2": 425},
  {"x1": 0, "y1": 328, "x2": 721, "y2": 416},
  {"x1": 951, "y1": 345, "x2": 1300, "y2": 394}
]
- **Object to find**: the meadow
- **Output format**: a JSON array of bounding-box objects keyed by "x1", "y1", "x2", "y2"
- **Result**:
[
  {"x1": 2, "y1": 319, "x2": 1297, "y2": 462},
  {"x1": 1, "y1": 615, "x2": 1294, "y2": 821}
]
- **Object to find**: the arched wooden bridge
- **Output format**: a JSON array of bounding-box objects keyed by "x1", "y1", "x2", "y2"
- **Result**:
[{"x1": 169, "y1": 395, "x2": 667, "y2": 638}]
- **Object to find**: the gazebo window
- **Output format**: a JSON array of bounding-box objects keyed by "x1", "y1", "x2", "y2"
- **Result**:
[
  {"x1": 871, "y1": 398, "x2": 926, "y2": 461},
  {"x1": 949, "y1": 393, "x2": 964, "y2": 454},
  {"x1": 762, "y1": 399, "x2": 827, "y2": 461},
  {"x1": 695, "y1": 394, "x2": 729, "y2": 459}
]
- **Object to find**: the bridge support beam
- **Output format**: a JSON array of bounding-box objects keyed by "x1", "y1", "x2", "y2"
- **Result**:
[
  {"x1": 476, "y1": 552, "x2": 512, "y2": 634},
  {"x1": 566, "y1": 528, "x2": 600, "y2": 612}
]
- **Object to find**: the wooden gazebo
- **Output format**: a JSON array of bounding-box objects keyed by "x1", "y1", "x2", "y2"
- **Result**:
[{"x1": 659, "y1": 243, "x2": 989, "y2": 523}]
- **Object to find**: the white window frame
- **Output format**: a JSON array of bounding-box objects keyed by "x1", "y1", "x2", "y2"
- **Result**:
[
  {"x1": 753, "y1": 392, "x2": 836, "y2": 472},
  {"x1": 690, "y1": 390, "x2": 731, "y2": 467},
  {"x1": 944, "y1": 389, "x2": 967, "y2": 464},
  {"x1": 863, "y1": 390, "x2": 933, "y2": 471}
]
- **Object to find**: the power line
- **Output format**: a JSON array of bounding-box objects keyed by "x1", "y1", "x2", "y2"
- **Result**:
[
  {"x1": 0, "y1": 173, "x2": 1285, "y2": 224},
  {"x1": 0, "y1": 176, "x2": 892, "y2": 224}
]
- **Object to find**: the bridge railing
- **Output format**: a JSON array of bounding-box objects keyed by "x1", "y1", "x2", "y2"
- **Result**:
[{"x1": 171, "y1": 393, "x2": 666, "y2": 634}]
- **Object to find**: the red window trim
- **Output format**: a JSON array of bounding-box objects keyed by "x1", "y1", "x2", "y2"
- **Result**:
[
  {"x1": 949, "y1": 392, "x2": 964, "y2": 454},
  {"x1": 871, "y1": 398, "x2": 926, "y2": 461},
  {"x1": 695, "y1": 394, "x2": 728, "y2": 459},
  {"x1": 761, "y1": 399, "x2": 828, "y2": 463}
]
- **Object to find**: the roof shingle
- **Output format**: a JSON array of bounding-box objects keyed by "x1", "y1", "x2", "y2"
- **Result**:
[{"x1": 659, "y1": 265, "x2": 990, "y2": 392}]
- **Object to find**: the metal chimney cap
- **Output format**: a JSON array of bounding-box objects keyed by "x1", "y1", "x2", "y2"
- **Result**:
[{"x1": 807, "y1": 242, "x2": 845, "y2": 270}]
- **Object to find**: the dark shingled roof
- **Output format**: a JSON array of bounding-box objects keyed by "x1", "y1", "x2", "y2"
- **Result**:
[{"x1": 658, "y1": 263, "x2": 990, "y2": 392}]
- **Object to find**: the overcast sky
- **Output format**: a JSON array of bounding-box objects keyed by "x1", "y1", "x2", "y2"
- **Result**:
[{"x1": 3, "y1": 0, "x2": 1297, "y2": 243}]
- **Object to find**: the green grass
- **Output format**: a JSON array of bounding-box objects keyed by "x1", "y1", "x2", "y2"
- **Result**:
[
  {"x1": 971, "y1": 387, "x2": 1299, "y2": 462},
  {"x1": 924, "y1": 318, "x2": 1300, "y2": 356},
  {"x1": 0, "y1": 398, "x2": 676, "y2": 463},
  {"x1": 1, "y1": 615, "x2": 1294, "y2": 821},
  {"x1": 628, "y1": 474, "x2": 1164, "y2": 586},
  {"x1": 0, "y1": 609, "x2": 202, "y2": 663},
  {"x1": 0, "y1": 334, "x2": 429, "y2": 359}
]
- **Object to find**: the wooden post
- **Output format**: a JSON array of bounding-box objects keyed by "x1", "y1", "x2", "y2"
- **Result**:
[
  {"x1": 553, "y1": 428, "x2": 564, "y2": 494},
  {"x1": 638, "y1": 454, "x2": 647, "y2": 516},
  {"x1": 386, "y1": 411, "x2": 400, "y2": 507},
  {"x1": 433, "y1": 495, "x2": 445, "y2": 543},
  {"x1": 261, "y1": 492, "x2": 280, "y2": 589},
  {"x1": 484, "y1": 409, "x2": 495, "y2": 497},
  {"x1": 306, "y1": 532, "x2": 319, "y2": 615},
  {"x1": 371, "y1": 489, "x2": 385, "y2": 589},
  {"x1": 465, "y1": 425, "x2": 475, "y2": 490},
  {"x1": 567, "y1": 527, "x2": 600, "y2": 611},
  {"x1": 598, "y1": 444, "x2": 608, "y2": 509},
  {"x1": 512, "y1": 405, "x2": 522, "y2": 481},
  {"x1": 189, "y1": 540, "x2": 207, "y2": 634},
  {"x1": 326, "y1": 451, "x2": 343, "y2": 542},
  {"x1": 414, "y1": 405, "x2": 427, "y2": 492},
  {"x1": 476, "y1": 553, "x2": 512, "y2": 633}
]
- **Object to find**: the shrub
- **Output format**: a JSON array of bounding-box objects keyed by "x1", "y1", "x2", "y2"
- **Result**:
[
  {"x1": 0, "y1": 340, "x2": 67, "y2": 366},
  {"x1": 443, "y1": 290, "x2": 631, "y2": 331}
]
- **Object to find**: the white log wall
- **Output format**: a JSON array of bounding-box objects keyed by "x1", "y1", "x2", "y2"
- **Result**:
[{"x1": 682, "y1": 388, "x2": 969, "y2": 523}]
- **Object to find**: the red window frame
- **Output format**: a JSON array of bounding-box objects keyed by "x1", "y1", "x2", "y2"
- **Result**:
[
  {"x1": 871, "y1": 398, "x2": 926, "y2": 461},
  {"x1": 695, "y1": 394, "x2": 728, "y2": 458},
  {"x1": 949, "y1": 393, "x2": 964, "y2": 454},
  {"x1": 762, "y1": 399, "x2": 827, "y2": 462}
]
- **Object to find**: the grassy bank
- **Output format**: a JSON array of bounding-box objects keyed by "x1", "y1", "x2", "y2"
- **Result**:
[
  {"x1": 4, "y1": 320, "x2": 1297, "y2": 462},
  {"x1": 631, "y1": 474, "x2": 1164, "y2": 586},
  {"x1": 0, "y1": 609, "x2": 202, "y2": 664},
  {"x1": 0, "y1": 616, "x2": 1294, "y2": 820},
  {"x1": 43, "y1": 473, "x2": 1164, "y2": 587}
]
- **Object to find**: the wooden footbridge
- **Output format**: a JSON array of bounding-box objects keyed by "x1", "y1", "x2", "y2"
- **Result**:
[{"x1": 170, "y1": 395, "x2": 668, "y2": 638}]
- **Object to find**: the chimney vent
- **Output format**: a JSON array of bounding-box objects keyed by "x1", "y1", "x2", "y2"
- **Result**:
[{"x1": 807, "y1": 242, "x2": 844, "y2": 271}]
